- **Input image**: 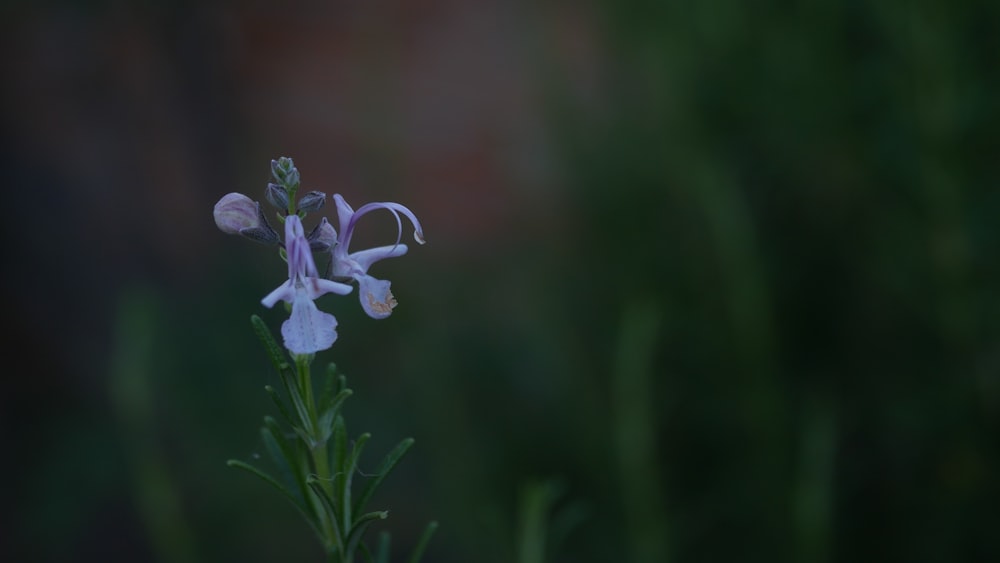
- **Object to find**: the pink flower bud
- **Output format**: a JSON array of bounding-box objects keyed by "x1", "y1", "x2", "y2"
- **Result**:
[{"x1": 214, "y1": 193, "x2": 260, "y2": 234}]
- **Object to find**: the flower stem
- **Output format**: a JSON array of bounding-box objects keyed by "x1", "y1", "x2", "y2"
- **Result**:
[{"x1": 296, "y1": 354, "x2": 340, "y2": 560}]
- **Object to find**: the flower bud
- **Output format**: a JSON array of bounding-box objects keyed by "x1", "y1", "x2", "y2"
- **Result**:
[
  {"x1": 270, "y1": 156, "x2": 300, "y2": 187},
  {"x1": 265, "y1": 183, "x2": 289, "y2": 210},
  {"x1": 214, "y1": 193, "x2": 260, "y2": 234},
  {"x1": 297, "y1": 190, "x2": 326, "y2": 213},
  {"x1": 308, "y1": 217, "x2": 337, "y2": 252}
]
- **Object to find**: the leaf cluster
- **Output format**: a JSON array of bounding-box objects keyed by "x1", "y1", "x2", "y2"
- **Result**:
[{"x1": 226, "y1": 315, "x2": 436, "y2": 563}]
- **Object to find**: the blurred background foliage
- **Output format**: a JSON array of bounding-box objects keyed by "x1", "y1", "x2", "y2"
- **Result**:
[{"x1": 1, "y1": 0, "x2": 998, "y2": 561}]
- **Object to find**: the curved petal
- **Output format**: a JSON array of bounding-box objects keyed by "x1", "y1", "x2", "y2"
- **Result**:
[
  {"x1": 333, "y1": 194, "x2": 355, "y2": 241},
  {"x1": 356, "y1": 274, "x2": 398, "y2": 319},
  {"x1": 350, "y1": 244, "x2": 409, "y2": 273},
  {"x1": 349, "y1": 201, "x2": 425, "y2": 245},
  {"x1": 282, "y1": 292, "x2": 338, "y2": 354},
  {"x1": 261, "y1": 280, "x2": 295, "y2": 308},
  {"x1": 304, "y1": 276, "x2": 354, "y2": 300}
]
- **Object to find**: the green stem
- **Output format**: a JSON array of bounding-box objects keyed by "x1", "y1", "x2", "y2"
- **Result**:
[
  {"x1": 285, "y1": 174, "x2": 298, "y2": 215},
  {"x1": 296, "y1": 355, "x2": 318, "y2": 433},
  {"x1": 296, "y1": 355, "x2": 340, "y2": 559}
]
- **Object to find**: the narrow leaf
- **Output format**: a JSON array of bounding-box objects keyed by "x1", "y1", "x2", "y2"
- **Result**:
[
  {"x1": 250, "y1": 315, "x2": 289, "y2": 374},
  {"x1": 277, "y1": 362, "x2": 313, "y2": 435},
  {"x1": 317, "y1": 389, "x2": 353, "y2": 444},
  {"x1": 331, "y1": 417, "x2": 349, "y2": 533},
  {"x1": 227, "y1": 459, "x2": 304, "y2": 513},
  {"x1": 318, "y1": 363, "x2": 341, "y2": 407},
  {"x1": 307, "y1": 477, "x2": 344, "y2": 550},
  {"x1": 265, "y1": 385, "x2": 295, "y2": 426},
  {"x1": 262, "y1": 417, "x2": 309, "y2": 502},
  {"x1": 332, "y1": 417, "x2": 349, "y2": 472},
  {"x1": 228, "y1": 459, "x2": 326, "y2": 544},
  {"x1": 344, "y1": 510, "x2": 388, "y2": 559},
  {"x1": 342, "y1": 433, "x2": 372, "y2": 528},
  {"x1": 253, "y1": 314, "x2": 311, "y2": 432},
  {"x1": 354, "y1": 438, "x2": 414, "y2": 515}
]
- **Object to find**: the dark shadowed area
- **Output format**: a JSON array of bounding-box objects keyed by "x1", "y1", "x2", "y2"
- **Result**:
[{"x1": 2, "y1": 1, "x2": 998, "y2": 562}]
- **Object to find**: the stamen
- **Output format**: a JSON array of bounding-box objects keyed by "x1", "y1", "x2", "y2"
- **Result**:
[{"x1": 366, "y1": 289, "x2": 398, "y2": 316}]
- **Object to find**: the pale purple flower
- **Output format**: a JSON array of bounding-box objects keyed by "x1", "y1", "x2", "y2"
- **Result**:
[
  {"x1": 262, "y1": 214, "x2": 353, "y2": 355},
  {"x1": 329, "y1": 194, "x2": 425, "y2": 320}
]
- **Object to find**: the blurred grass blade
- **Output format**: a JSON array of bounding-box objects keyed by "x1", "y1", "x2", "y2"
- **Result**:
[
  {"x1": 612, "y1": 301, "x2": 668, "y2": 563},
  {"x1": 516, "y1": 481, "x2": 554, "y2": 563},
  {"x1": 375, "y1": 531, "x2": 391, "y2": 563},
  {"x1": 548, "y1": 499, "x2": 589, "y2": 556},
  {"x1": 110, "y1": 289, "x2": 199, "y2": 563},
  {"x1": 406, "y1": 521, "x2": 438, "y2": 563}
]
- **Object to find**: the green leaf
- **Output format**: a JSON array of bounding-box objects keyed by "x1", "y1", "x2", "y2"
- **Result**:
[
  {"x1": 307, "y1": 477, "x2": 344, "y2": 550},
  {"x1": 227, "y1": 460, "x2": 306, "y2": 517},
  {"x1": 353, "y1": 438, "x2": 414, "y2": 515},
  {"x1": 344, "y1": 510, "x2": 388, "y2": 559},
  {"x1": 332, "y1": 417, "x2": 348, "y2": 473},
  {"x1": 252, "y1": 315, "x2": 313, "y2": 433},
  {"x1": 330, "y1": 417, "x2": 349, "y2": 530},
  {"x1": 342, "y1": 432, "x2": 371, "y2": 531},
  {"x1": 406, "y1": 521, "x2": 438, "y2": 563},
  {"x1": 250, "y1": 315, "x2": 289, "y2": 374},
  {"x1": 265, "y1": 385, "x2": 295, "y2": 426},
  {"x1": 261, "y1": 417, "x2": 309, "y2": 503},
  {"x1": 277, "y1": 361, "x2": 313, "y2": 436},
  {"x1": 317, "y1": 389, "x2": 353, "y2": 444},
  {"x1": 318, "y1": 363, "x2": 342, "y2": 407}
]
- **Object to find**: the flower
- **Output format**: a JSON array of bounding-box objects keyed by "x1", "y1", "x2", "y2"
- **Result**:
[
  {"x1": 262, "y1": 214, "x2": 354, "y2": 354},
  {"x1": 213, "y1": 192, "x2": 280, "y2": 245},
  {"x1": 328, "y1": 194, "x2": 425, "y2": 319}
]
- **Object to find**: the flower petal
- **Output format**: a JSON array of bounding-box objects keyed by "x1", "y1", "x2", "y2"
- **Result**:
[
  {"x1": 214, "y1": 193, "x2": 260, "y2": 234},
  {"x1": 349, "y1": 244, "x2": 409, "y2": 273},
  {"x1": 261, "y1": 280, "x2": 295, "y2": 308},
  {"x1": 281, "y1": 292, "x2": 338, "y2": 354},
  {"x1": 349, "y1": 201, "x2": 426, "y2": 245},
  {"x1": 356, "y1": 274, "x2": 398, "y2": 319},
  {"x1": 333, "y1": 194, "x2": 355, "y2": 242},
  {"x1": 304, "y1": 276, "x2": 354, "y2": 300}
]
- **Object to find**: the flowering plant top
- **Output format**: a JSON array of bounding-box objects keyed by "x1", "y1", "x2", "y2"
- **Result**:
[
  {"x1": 213, "y1": 157, "x2": 425, "y2": 355},
  {"x1": 214, "y1": 157, "x2": 437, "y2": 562}
]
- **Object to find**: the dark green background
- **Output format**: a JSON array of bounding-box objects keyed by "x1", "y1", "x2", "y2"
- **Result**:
[{"x1": 2, "y1": 1, "x2": 997, "y2": 561}]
